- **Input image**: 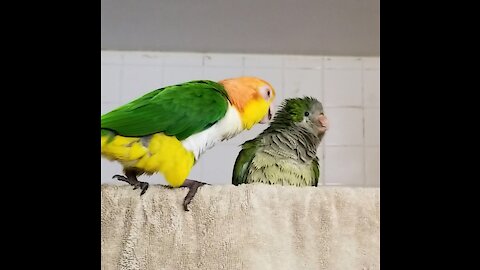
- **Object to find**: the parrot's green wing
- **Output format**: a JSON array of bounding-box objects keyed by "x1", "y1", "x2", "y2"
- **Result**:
[
  {"x1": 311, "y1": 157, "x2": 320, "y2": 186},
  {"x1": 101, "y1": 80, "x2": 229, "y2": 140},
  {"x1": 232, "y1": 140, "x2": 258, "y2": 185}
]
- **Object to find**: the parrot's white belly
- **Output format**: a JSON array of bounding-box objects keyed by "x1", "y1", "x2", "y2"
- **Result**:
[{"x1": 181, "y1": 105, "x2": 244, "y2": 161}]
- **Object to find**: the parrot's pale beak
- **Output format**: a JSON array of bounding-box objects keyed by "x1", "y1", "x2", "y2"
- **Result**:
[
  {"x1": 260, "y1": 103, "x2": 274, "y2": 124},
  {"x1": 317, "y1": 114, "x2": 329, "y2": 132}
]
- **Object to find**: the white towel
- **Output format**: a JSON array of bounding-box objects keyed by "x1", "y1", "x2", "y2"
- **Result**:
[{"x1": 101, "y1": 184, "x2": 379, "y2": 270}]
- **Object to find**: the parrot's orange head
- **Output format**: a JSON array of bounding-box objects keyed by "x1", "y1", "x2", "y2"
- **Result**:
[{"x1": 219, "y1": 76, "x2": 276, "y2": 130}]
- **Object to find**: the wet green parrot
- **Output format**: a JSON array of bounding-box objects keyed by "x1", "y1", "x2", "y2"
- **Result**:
[{"x1": 232, "y1": 97, "x2": 328, "y2": 186}]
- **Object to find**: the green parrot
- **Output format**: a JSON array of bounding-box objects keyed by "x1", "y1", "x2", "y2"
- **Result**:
[
  {"x1": 101, "y1": 77, "x2": 276, "y2": 210},
  {"x1": 232, "y1": 97, "x2": 328, "y2": 186}
]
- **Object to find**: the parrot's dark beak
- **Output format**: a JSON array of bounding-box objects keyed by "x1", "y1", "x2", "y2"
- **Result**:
[{"x1": 260, "y1": 103, "x2": 274, "y2": 124}]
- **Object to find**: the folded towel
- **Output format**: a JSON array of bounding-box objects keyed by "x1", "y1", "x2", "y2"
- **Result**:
[{"x1": 101, "y1": 184, "x2": 379, "y2": 270}]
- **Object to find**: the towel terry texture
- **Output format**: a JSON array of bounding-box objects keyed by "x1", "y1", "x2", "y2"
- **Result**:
[{"x1": 101, "y1": 184, "x2": 379, "y2": 270}]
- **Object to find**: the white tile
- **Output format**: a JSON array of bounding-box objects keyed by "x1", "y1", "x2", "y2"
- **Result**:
[
  {"x1": 101, "y1": 102, "x2": 121, "y2": 115},
  {"x1": 203, "y1": 53, "x2": 243, "y2": 67},
  {"x1": 365, "y1": 147, "x2": 380, "y2": 187},
  {"x1": 163, "y1": 66, "x2": 203, "y2": 85},
  {"x1": 243, "y1": 67, "x2": 284, "y2": 104},
  {"x1": 201, "y1": 143, "x2": 243, "y2": 185},
  {"x1": 101, "y1": 64, "x2": 121, "y2": 103},
  {"x1": 120, "y1": 65, "x2": 164, "y2": 103},
  {"x1": 101, "y1": 51, "x2": 122, "y2": 65},
  {"x1": 363, "y1": 57, "x2": 380, "y2": 69},
  {"x1": 122, "y1": 51, "x2": 164, "y2": 66},
  {"x1": 364, "y1": 108, "x2": 380, "y2": 146},
  {"x1": 283, "y1": 69, "x2": 322, "y2": 100},
  {"x1": 188, "y1": 158, "x2": 204, "y2": 181},
  {"x1": 363, "y1": 69, "x2": 380, "y2": 107},
  {"x1": 163, "y1": 52, "x2": 203, "y2": 66},
  {"x1": 324, "y1": 56, "x2": 362, "y2": 69},
  {"x1": 323, "y1": 108, "x2": 364, "y2": 146},
  {"x1": 203, "y1": 67, "x2": 244, "y2": 82},
  {"x1": 283, "y1": 55, "x2": 323, "y2": 69},
  {"x1": 324, "y1": 146, "x2": 364, "y2": 186},
  {"x1": 100, "y1": 158, "x2": 124, "y2": 184},
  {"x1": 244, "y1": 54, "x2": 283, "y2": 68},
  {"x1": 324, "y1": 69, "x2": 363, "y2": 107},
  {"x1": 143, "y1": 175, "x2": 169, "y2": 185}
]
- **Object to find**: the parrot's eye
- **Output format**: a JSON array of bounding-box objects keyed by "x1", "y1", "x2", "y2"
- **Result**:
[
  {"x1": 304, "y1": 111, "x2": 310, "y2": 117},
  {"x1": 260, "y1": 86, "x2": 272, "y2": 101}
]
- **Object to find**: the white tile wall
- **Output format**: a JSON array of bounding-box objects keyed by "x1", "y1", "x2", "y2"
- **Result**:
[
  {"x1": 203, "y1": 67, "x2": 243, "y2": 82},
  {"x1": 283, "y1": 69, "x2": 322, "y2": 99},
  {"x1": 324, "y1": 108, "x2": 364, "y2": 146},
  {"x1": 364, "y1": 108, "x2": 380, "y2": 146},
  {"x1": 324, "y1": 56, "x2": 363, "y2": 69},
  {"x1": 101, "y1": 65, "x2": 121, "y2": 103},
  {"x1": 101, "y1": 51, "x2": 380, "y2": 187},
  {"x1": 163, "y1": 53, "x2": 203, "y2": 66},
  {"x1": 163, "y1": 67, "x2": 203, "y2": 86},
  {"x1": 324, "y1": 69, "x2": 363, "y2": 107},
  {"x1": 101, "y1": 51, "x2": 123, "y2": 65},
  {"x1": 122, "y1": 51, "x2": 164, "y2": 66},
  {"x1": 100, "y1": 158, "x2": 124, "y2": 185},
  {"x1": 244, "y1": 54, "x2": 283, "y2": 68},
  {"x1": 188, "y1": 158, "x2": 204, "y2": 182},
  {"x1": 324, "y1": 146, "x2": 365, "y2": 186},
  {"x1": 200, "y1": 143, "x2": 243, "y2": 185},
  {"x1": 101, "y1": 102, "x2": 120, "y2": 115},
  {"x1": 363, "y1": 69, "x2": 380, "y2": 108},
  {"x1": 365, "y1": 147, "x2": 380, "y2": 187},
  {"x1": 284, "y1": 55, "x2": 323, "y2": 69},
  {"x1": 203, "y1": 54, "x2": 244, "y2": 67},
  {"x1": 362, "y1": 57, "x2": 380, "y2": 70},
  {"x1": 121, "y1": 65, "x2": 164, "y2": 102}
]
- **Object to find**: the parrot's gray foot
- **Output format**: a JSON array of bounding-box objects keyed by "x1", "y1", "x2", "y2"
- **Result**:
[
  {"x1": 133, "y1": 181, "x2": 149, "y2": 195},
  {"x1": 181, "y1": 179, "x2": 210, "y2": 211},
  {"x1": 112, "y1": 174, "x2": 149, "y2": 196}
]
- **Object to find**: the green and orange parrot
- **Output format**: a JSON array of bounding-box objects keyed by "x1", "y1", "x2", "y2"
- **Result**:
[{"x1": 101, "y1": 77, "x2": 276, "y2": 210}]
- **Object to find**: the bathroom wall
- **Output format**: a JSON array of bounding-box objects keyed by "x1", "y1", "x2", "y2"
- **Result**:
[{"x1": 101, "y1": 51, "x2": 379, "y2": 187}]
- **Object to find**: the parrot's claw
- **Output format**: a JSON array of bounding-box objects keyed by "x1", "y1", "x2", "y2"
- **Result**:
[
  {"x1": 181, "y1": 179, "x2": 210, "y2": 211},
  {"x1": 133, "y1": 182, "x2": 149, "y2": 195},
  {"x1": 112, "y1": 174, "x2": 127, "y2": 181},
  {"x1": 112, "y1": 174, "x2": 149, "y2": 196}
]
